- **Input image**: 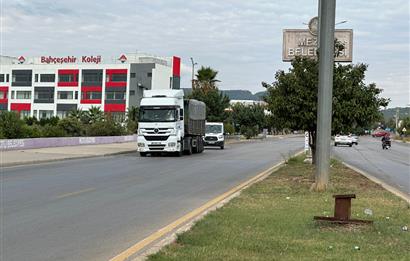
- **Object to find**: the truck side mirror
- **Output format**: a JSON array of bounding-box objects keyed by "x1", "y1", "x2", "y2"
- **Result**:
[{"x1": 180, "y1": 109, "x2": 184, "y2": 120}]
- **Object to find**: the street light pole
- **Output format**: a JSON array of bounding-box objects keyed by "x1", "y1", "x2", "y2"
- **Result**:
[
  {"x1": 190, "y1": 57, "x2": 197, "y2": 89},
  {"x1": 314, "y1": 0, "x2": 336, "y2": 191}
]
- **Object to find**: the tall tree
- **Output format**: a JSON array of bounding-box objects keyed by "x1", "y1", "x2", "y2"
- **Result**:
[
  {"x1": 191, "y1": 66, "x2": 230, "y2": 122},
  {"x1": 263, "y1": 57, "x2": 389, "y2": 163},
  {"x1": 195, "y1": 66, "x2": 220, "y2": 90}
]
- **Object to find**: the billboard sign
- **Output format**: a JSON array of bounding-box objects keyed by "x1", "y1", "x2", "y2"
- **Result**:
[{"x1": 282, "y1": 29, "x2": 353, "y2": 62}]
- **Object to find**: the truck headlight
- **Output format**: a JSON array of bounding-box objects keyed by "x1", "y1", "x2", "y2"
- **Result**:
[
  {"x1": 168, "y1": 142, "x2": 176, "y2": 147},
  {"x1": 138, "y1": 142, "x2": 145, "y2": 147},
  {"x1": 218, "y1": 135, "x2": 224, "y2": 139}
]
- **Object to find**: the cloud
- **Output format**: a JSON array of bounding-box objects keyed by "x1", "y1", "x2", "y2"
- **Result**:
[{"x1": 1, "y1": 0, "x2": 409, "y2": 107}]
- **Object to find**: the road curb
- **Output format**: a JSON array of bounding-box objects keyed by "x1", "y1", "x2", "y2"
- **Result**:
[
  {"x1": 342, "y1": 162, "x2": 410, "y2": 204},
  {"x1": 109, "y1": 150, "x2": 304, "y2": 261},
  {"x1": 1, "y1": 149, "x2": 137, "y2": 168}
]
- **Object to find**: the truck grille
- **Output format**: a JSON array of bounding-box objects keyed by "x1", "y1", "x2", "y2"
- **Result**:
[
  {"x1": 205, "y1": 136, "x2": 218, "y2": 141},
  {"x1": 144, "y1": 135, "x2": 169, "y2": 141},
  {"x1": 148, "y1": 144, "x2": 166, "y2": 150}
]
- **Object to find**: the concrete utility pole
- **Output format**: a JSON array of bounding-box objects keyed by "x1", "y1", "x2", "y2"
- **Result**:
[
  {"x1": 313, "y1": 0, "x2": 336, "y2": 191},
  {"x1": 190, "y1": 57, "x2": 197, "y2": 89}
]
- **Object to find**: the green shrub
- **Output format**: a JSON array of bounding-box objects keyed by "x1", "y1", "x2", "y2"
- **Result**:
[
  {"x1": 58, "y1": 118, "x2": 85, "y2": 136},
  {"x1": 240, "y1": 125, "x2": 258, "y2": 139},
  {"x1": 224, "y1": 123, "x2": 234, "y2": 135},
  {"x1": 22, "y1": 124, "x2": 43, "y2": 138},
  {"x1": 39, "y1": 116, "x2": 60, "y2": 126},
  {"x1": 0, "y1": 111, "x2": 26, "y2": 139},
  {"x1": 24, "y1": 116, "x2": 39, "y2": 126},
  {"x1": 127, "y1": 120, "x2": 138, "y2": 134},
  {"x1": 86, "y1": 117, "x2": 126, "y2": 136},
  {"x1": 42, "y1": 124, "x2": 66, "y2": 137}
]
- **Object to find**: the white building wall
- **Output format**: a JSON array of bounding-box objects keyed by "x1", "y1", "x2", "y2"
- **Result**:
[{"x1": 151, "y1": 63, "x2": 172, "y2": 90}]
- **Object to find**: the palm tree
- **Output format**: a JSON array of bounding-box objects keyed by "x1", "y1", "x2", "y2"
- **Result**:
[
  {"x1": 86, "y1": 106, "x2": 104, "y2": 123},
  {"x1": 68, "y1": 108, "x2": 85, "y2": 121},
  {"x1": 126, "y1": 106, "x2": 139, "y2": 122},
  {"x1": 195, "y1": 66, "x2": 220, "y2": 90}
]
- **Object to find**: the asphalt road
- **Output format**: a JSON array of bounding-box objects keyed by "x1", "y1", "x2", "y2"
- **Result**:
[
  {"x1": 1, "y1": 137, "x2": 303, "y2": 261},
  {"x1": 333, "y1": 136, "x2": 410, "y2": 197}
]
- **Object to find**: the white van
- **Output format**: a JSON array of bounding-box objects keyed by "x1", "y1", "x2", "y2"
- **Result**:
[{"x1": 203, "y1": 122, "x2": 225, "y2": 149}]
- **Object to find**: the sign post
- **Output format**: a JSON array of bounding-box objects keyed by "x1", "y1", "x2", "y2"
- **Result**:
[{"x1": 313, "y1": 0, "x2": 336, "y2": 191}]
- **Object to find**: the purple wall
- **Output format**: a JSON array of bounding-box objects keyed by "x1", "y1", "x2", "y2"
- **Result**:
[{"x1": 0, "y1": 135, "x2": 137, "y2": 151}]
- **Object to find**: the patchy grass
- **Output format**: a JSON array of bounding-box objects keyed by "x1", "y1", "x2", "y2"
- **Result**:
[
  {"x1": 394, "y1": 136, "x2": 410, "y2": 143},
  {"x1": 149, "y1": 156, "x2": 410, "y2": 261}
]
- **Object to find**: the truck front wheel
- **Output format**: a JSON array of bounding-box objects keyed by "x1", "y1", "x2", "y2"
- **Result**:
[{"x1": 140, "y1": 152, "x2": 147, "y2": 157}]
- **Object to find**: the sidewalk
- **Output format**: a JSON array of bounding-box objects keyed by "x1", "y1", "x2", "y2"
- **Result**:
[{"x1": 1, "y1": 142, "x2": 137, "y2": 167}]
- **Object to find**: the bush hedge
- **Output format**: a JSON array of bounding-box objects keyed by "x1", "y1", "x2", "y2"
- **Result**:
[{"x1": 0, "y1": 111, "x2": 133, "y2": 139}]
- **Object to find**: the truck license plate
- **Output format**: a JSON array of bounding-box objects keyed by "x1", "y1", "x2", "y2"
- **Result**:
[{"x1": 152, "y1": 142, "x2": 162, "y2": 145}]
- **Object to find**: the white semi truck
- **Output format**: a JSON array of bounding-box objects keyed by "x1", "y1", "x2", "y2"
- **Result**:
[{"x1": 137, "y1": 90, "x2": 206, "y2": 156}]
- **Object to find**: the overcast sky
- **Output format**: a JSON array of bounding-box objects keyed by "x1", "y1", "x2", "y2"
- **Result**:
[{"x1": 1, "y1": 0, "x2": 409, "y2": 107}]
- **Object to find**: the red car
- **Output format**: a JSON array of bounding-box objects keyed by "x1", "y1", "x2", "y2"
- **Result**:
[{"x1": 372, "y1": 130, "x2": 389, "y2": 137}]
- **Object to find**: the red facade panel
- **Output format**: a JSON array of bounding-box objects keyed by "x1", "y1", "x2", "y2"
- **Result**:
[
  {"x1": 11, "y1": 103, "x2": 31, "y2": 111},
  {"x1": 58, "y1": 69, "x2": 79, "y2": 87},
  {"x1": 106, "y1": 69, "x2": 127, "y2": 88},
  {"x1": 81, "y1": 86, "x2": 102, "y2": 92},
  {"x1": 104, "y1": 103, "x2": 126, "y2": 112},
  {"x1": 80, "y1": 99, "x2": 101, "y2": 104},
  {"x1": 0, "y1": 86, "x2": 8, "y2": 103},
  {"x1": 172, "y1": 56, "x2": 181, "y2": 77},
  {"x1": 106, "y1": 69, "x2": 127, "y2": 74}
]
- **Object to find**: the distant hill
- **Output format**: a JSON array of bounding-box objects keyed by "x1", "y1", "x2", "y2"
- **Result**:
[
  {"x1": 381, "y1": 107, "x2": 410, "y2": 120},
  {"x1": 182, "y1": 88, "x2": 266, "y2": 101}
]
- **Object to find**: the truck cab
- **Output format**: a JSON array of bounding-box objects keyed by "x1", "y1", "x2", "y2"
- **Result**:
[
  {"x1": 137, "y1": 90, "x2": 205, "y2": 156},
  {"x1": 204, "y1": 122, "x2": 225, "y2": 149}
]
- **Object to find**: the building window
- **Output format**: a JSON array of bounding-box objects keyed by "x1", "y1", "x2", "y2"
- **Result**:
[
  {"x1": 12, "y1": 70, "x2": 32, "y2": 86},
  {"x1": 20, "y1": 110, "x2": 31, "y2": 119},
  {"x1": 35, "y1": 74, "x2": 39, "y2": 82},
  {"x1": 16, "y1": 91, "x2": 31, "y2": 99},
  {"x1": 57, "y1": 91, "x2": 73, "y2": 100},
  {"x1": 34, "y1": 88, "x2": 54, "y2": 103},
  {"x1": 75, "y1": 91, "x2": 78, "y2": 100},
  {"x1": 39, "y1": 110, "x2": 54, "y2": 119},
  {"x1": 110, "y1": 74, "x2": 127, "y2": 82},
  {"x1": 82, "y1": 73, "x2": 102, "y2": 82},
  {"x1": 6, "y1": 74, "x2": 9, "y2": 82},
  {"x1": 83, "y1": 92, "x2": 102, "y2": 100},
  {"x1": 11, "y1": 91, "x2": 15, "y2": 99},
  {"x1": 130, "y1": 90, "x2": 135, "y2": 96},
  {"x1": 82, "y1": 70, "x2": 103, "y2": 85},
  {"x1": 0, "y1": 74, "x2": 4, "y2": 82},
  {"x1": 147, "y1": 72, "x2": 152, "y2": 77},
  {"x1": 40, "y1": 74, "x2": 55, "y2": 82},
  {"x1": 130, "y1": 73, "x2": 136, "y2": 78},
  {"x1": 56, "y1": 110, "x2": 70, "y2": 119},
  {"x1": 111, "y1": 112, "x2": 125, "y2": 122},
  {"x1": 59, "y1": 74, "x2": 75, "y2": 82},
  {"x1": 0, "y1": 90, "x2": 6, "y2": 99},
  {"x1": 105, "y1": 91, "x2": 125, "y2": 100}
]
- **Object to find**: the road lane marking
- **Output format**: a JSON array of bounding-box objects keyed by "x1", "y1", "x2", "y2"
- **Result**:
[
  {"x1": 109, "y1": 150, "x2": 304, "y2": 261},
  {"x1": 56, "y1": 187, "x2": 96, "y2": 199}
]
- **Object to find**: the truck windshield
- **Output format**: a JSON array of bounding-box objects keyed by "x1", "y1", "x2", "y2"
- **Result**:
[
  {"x1": 206, "y1": 125, "x2": 222, "y2": 134},
  {"x1": 139, "y1": 107, "x2": 177, "y2": 122}
]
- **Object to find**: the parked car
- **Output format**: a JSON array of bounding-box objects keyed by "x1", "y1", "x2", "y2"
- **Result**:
[
  {"x1": 350, "y1": 134, "x2": 359, "y2": 145},
  {"x1": 334, "y1": 134, "x2": 353, "y2": 147}
]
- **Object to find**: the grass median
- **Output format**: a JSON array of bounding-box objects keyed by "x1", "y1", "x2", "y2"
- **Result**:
[{"x1": 149, "y1": 156, "x2": 410, "y2": 261}]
